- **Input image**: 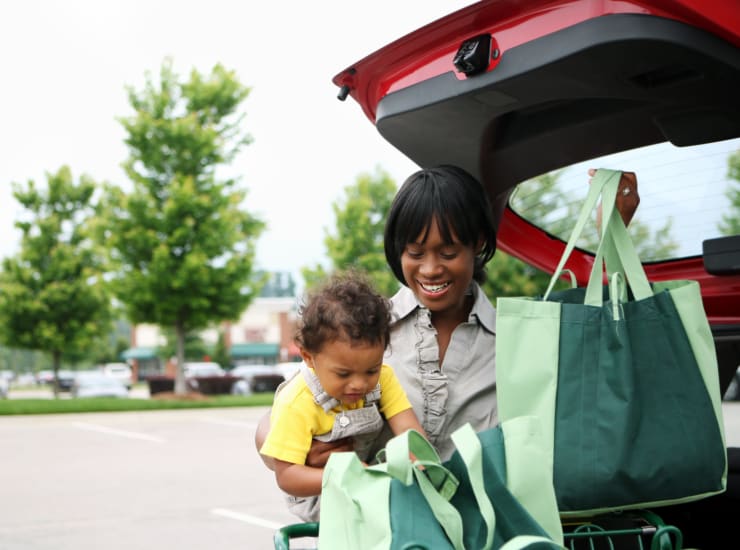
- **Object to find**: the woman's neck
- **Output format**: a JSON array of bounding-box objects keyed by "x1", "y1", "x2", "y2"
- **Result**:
[{"x1": 431, "y1": 292, "x2": 474, "y2": 365}]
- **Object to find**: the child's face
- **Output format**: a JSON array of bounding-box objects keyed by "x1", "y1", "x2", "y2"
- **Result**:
[
  {"x1": 401, "y1": 216, "x2": 477, "y2": 317},
  {"x1": 301, "y1": 339, "x2": 384, "y2": 406}
]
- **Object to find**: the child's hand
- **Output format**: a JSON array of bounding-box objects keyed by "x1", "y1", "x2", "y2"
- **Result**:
[{"x1": 409, "y1": 451, "x2": 427, "y2": 470}]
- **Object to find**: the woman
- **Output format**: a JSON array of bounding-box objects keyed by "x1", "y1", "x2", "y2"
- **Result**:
[{"x1": 255, "y1": 164, "x2": 638, "y2": 506}]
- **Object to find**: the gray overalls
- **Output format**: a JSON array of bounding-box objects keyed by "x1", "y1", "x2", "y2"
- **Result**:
[{"x1": 284, "y1": 366, "x2": 385, "y2": 522}]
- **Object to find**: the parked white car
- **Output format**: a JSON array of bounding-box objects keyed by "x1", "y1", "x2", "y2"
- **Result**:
[
  {"x1": 100, "y1": 363, "x2": 134, "y2": 390},
  {"x1": 72, "y1": 372, "x2": 129, "y2": 398},
  {"x1": 183, "y1": 362, "x2": 226, "y2": 378},
  {"x1": 230, "y1": 363, "x2": 285, "y2": 395}
]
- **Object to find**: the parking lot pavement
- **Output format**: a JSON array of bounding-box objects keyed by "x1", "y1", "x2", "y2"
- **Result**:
[{"x1": 0, "y1": 406, "x2": 296, "y2": 550}]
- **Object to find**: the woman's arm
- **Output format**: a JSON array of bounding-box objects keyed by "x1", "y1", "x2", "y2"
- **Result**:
[
  {"x1": 254, "y1": 410, "x2": 276, "y2": 470},
  {"x1": 273, "y1": 458, "x2": 325, "y2": 497}
]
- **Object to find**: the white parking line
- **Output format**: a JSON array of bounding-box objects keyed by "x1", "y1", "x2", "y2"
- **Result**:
[
  {"x1": 70, "y1": 421, "x2": 165, "y2": 443},
  {"x1": 211, "y1": 508, "x2": 284, "y2": 529}
]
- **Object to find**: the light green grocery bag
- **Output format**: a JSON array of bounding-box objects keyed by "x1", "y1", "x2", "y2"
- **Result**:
[
  {"x1": 318, "y1": 421, "x2": 564, "y2": 550},
  {"x1": 496, "y1": 169, "x2": 727, "y2": 517}
]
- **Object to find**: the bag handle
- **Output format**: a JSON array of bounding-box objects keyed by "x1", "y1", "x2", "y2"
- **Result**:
[
  {"x1": 583, "y1": 170, "x2": 652, "y2": 307},
  {"x1": 386, "y1": 429, "x2": 458, "y2": 497},
  {"x1": 543, "y1": 170, "x2": 616, "y2": 300},
  {"x1": 543, "y1": 169, "x2": 652, "y2": 308},
  {"x1": 411, "y1": 464, "x2": 466, "y2": 550},
  {"x1": 451, "y1": 424, "x2": 497, "y2": 549},
  {"x1": 384, "y1": 430, "x2": 466, "y2": 549}
]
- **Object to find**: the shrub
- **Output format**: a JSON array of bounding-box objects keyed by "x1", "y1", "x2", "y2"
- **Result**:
[
  {"x1": 191, "y1": 375, "x2": 238, "y2": 395},
  {"x1": 146, "y1": 376, "x2": 175, "y2": 395}
]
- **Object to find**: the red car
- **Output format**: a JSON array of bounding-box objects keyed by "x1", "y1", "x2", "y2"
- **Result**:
[
  {"x1": 278, "y1": 2, "x2": 740, "y2": 547},
  {"x1": 324, "y1": 0, "x2": 739, "y2": 548}
]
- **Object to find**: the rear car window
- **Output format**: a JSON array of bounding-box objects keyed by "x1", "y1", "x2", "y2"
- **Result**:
[{"x1": 508, "y1": 137, "x2": 740, "y2": 262}]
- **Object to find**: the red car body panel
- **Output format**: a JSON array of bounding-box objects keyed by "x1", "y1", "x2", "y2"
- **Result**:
[
  {"x1": 333, "y1": 0, "x2": 740, "y2": 124},
  {"x1": 332, "y1": 0, "x2": 740, "y2": 326}
]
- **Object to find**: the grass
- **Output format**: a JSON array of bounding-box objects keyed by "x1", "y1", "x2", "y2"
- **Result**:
[{"x1": 0, "y1": 393, "x2": 274, "y2": 415}]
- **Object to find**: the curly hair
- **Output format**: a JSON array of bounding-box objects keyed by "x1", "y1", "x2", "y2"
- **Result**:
[{"x1": 295, "y1": 270, "x2": 391, "y2": 354}]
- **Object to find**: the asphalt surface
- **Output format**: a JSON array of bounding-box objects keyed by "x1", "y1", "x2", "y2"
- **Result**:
[
  {"x1": 0, "y1": 406, "x2": 302, "y2": 550},
  {"x1": 1, "y1": 401, "x2": 738, "y2": 550}
]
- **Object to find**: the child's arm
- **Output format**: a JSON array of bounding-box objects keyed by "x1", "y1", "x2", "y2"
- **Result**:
[
  {"x1": 273, "y1": 458, "x2": 325, "y2": 497},
  {"x1": 387, "y1": 408, "x2": 427, "y2": 438}
]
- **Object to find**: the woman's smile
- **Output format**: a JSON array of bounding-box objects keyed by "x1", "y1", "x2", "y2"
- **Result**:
[{"x1": 418, "y1": 280, "x2": 451, "y2": 296}]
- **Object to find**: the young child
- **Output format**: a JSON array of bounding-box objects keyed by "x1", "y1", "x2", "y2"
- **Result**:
[{"x1": 259, "y1": 270, "x2": 425, "y2": 515}]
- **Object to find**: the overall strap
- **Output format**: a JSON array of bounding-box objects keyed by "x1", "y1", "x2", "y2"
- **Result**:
[{"x1": 300, "y1": 365, "x2": 381, "y2": 412}]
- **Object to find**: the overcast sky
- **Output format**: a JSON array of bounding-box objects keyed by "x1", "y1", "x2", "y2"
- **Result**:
[{"x1": 0, "y1": 0, "x2": 474, "y2": 285}]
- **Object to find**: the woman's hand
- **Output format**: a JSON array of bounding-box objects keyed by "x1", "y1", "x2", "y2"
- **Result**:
[
  {"x1": 305, "y1": 437, "x2": 354, "y2": 468},
  {"x1": 590, "y1": 169, "x2": 640, "y2": 228}
]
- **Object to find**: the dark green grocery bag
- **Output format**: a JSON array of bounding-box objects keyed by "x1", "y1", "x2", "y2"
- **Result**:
[
  {"x1": 496, "y1": 169, "x2": 727, "y2": 517},
  {"x1": 444, "y1": 420, "x2": 563, "y2": 549},
  {"x1": 318, "y1": 420, "x2": 564, "y2": 549}
]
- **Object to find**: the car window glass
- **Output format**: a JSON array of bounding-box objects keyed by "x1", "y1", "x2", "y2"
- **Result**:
[{"x1": 509, "y1": 137, "x2": 740, "y2": 262}]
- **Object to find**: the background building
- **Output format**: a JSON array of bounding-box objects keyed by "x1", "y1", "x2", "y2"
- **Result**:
[{"x1": 122, "y1": 273, "x2": 301, "y2": 380}]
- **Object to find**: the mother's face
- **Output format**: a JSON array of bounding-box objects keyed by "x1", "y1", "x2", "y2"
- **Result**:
[{"x1": 400, "y1": 217, "x2": 477, "y2": 318}]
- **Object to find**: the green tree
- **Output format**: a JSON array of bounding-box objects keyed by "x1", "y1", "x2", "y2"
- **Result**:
[
  {"x1": 88, "y1": 318, "x2": 132, "y2": 365},
  {"x1": 99, "y1": 59, "x2": 265, "y2": 394},
  {"x1": 482, "y1": 171, "x2": 574, "y2": 299},
  {"x1": 0, "y1": 166, "x2": 111, "y2": 396},
  {"x1": 719, "y1": 149, "x2": 740, "y2": 235},
  {"x1": 212, "y1": 329, "x2": 231, "y2": 370},
  {"x1": 157, "y1": 327, "x2": 211, "y2": 364},
  {"x1": 482, "y1": 251, "x2": 554, "y2": 299},
  {"x1": 302, "y1": 167, "x2": 399, "y2": 296}
]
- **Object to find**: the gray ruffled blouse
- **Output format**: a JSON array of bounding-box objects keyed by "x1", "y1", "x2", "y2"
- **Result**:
[{"x1": 382, "y1": 282, "x2": 498, "y2": 460}]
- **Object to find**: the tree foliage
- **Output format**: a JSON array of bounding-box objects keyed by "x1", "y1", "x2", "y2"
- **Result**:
[
  {"x1": 98, "y1": 59, "x2": 265, "y2": 394},
  {"x1": 720, "y1": 149, "x2": 740, "y2": 236},
  {"x1": 0, "y1": 166, "x2": 112, "y2": 395},
  {"x1": 302, "y1": 167, "x2": 399, "y2": 296}
]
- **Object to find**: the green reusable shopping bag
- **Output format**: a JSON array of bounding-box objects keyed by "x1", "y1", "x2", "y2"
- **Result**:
[
  {"x1": 318, "y1": 429, "x2": 465, "y2": 550},
  {"x1": 496, "y1": 169, "x2": 727, "y2": 517},
  {"x1": 319, "y1": 422, "x2": 565, "y2": 550}
]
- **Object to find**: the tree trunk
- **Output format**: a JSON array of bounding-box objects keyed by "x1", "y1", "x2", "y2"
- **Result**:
[
  {"x1": 52, "y1": 351, "x2": 61, "y2": 399},
  {"x1": 174, "y1": 320, "x2": 187, "y2": 395}
]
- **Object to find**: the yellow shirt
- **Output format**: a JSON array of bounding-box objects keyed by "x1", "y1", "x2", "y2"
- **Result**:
[{"x1": 260, "y1": 364, "x2": 412, "y2": 465}]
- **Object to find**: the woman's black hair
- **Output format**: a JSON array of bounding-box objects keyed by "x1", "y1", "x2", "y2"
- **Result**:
[{"x1": 384, "y1": 165, "x2": 497, "y2": 286}]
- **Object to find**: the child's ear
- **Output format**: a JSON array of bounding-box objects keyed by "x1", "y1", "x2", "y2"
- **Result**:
[{"x1": 299, "y1": 349, "x2": 314, "y2": 367}]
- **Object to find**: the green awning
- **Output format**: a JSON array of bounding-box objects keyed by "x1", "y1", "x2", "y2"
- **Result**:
[
  {"x1": 230, "y1": 342, "x2": 280, "y2": 358},
  {"x1": 121, "y1": 347, "x2": 157, "y2": 360}
]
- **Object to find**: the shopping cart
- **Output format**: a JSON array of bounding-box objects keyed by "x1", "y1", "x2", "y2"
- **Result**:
[{"x1": 273, "y1": 510, "x2": 682, "y2": 550}]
